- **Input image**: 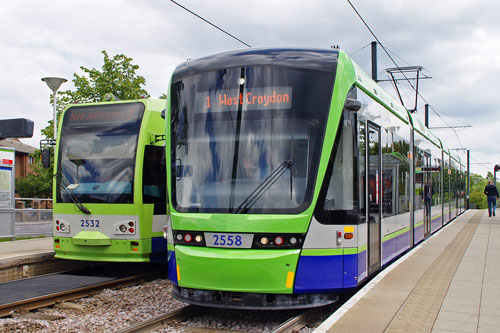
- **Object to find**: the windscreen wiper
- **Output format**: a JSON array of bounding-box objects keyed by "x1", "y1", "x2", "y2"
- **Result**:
[
  {"x1": 234, "y1": 159, "x2": 294, "y2": 214},
  {"x1": 54, "y1": 171, "x2": 91, "y2": 214}
]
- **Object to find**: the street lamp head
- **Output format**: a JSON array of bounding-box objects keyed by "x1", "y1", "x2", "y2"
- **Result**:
[
  {"x1": 42, "y1": 77, "x2": 67, "y2": 140},
  {"x1": 41, "y1": 77, "x2": 67, "y2": 93}
]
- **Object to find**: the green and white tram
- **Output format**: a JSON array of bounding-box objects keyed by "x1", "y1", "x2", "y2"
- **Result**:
[
  {"x1": 164, "y1": 48, "x2": 467, "y2": 308},
  {"x1": 52, "y1": 98, "x2": 167, "y2": 262}
]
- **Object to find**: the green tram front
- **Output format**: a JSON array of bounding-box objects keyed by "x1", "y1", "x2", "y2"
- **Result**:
[
  {"x1": 167, "y1": 49, "x2": 341, "y2": 308},
  {"x1": 53, "y1": 99, "x2": 167, "y2": 262}
]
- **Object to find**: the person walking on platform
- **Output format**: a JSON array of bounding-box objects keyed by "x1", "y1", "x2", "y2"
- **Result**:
[{"x1": 484, "y1": 180, "x2": 499, "y2": 217}]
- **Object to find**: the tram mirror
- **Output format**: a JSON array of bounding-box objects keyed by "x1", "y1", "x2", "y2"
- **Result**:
[
  {"x1": 41, "y1": 149, "x2": 51, "y2": 169},
  {"x1": 344, "y1": 98, "x2": 361, "y2": 112},
  {"x1": 0, "y1": 118, "x2": 34, "y2": 139}
]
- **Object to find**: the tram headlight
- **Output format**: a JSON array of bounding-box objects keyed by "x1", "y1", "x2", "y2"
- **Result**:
[
  {"x1": 289, "y1": 237, "x2": 297, "y2": 245},
  {"x1": 119, "y1": 224, "x2": 128, "y2": 233},
  {"x1": 260, "y1": 237, "x2": 269, "y2": 245},
  {"x1": 173, "y1": 231, "x2": 205, "y2": 246},
  {"x1": 55, "y1": 220, "x2": 70, "y2": 233},
  {"x1": 274, "y1": 236, "x2": 284, "y2": 246},
  {"x1": 184, "y1": 233, "x2": 193, "y2": 243}
]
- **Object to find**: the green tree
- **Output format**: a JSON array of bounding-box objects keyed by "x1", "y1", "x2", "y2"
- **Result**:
[
  {"x1": 15, "y1": 150, "x2": 53, "y2": 199},
  {"x1": 469, "y1": 173, "x2": 488, "y2": 209},
  {"x1": 18, "y1": 50, "x2": 150, "y2": 198},
  {"x1": 42, "y1": 50, "x2": 150, "y2": 139}
]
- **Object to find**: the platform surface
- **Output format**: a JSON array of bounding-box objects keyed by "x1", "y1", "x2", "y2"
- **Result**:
[
  {"x1": 0, "y1": 237, "x2": 53, "y2": 263},
  {"x1": 316, "y1": 209, "x2": 500, "y2": 333}
]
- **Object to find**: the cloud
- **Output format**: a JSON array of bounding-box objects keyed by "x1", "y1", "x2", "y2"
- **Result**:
[{"x1": 0, "y1": 0, "x2": 498, "y2": 176}]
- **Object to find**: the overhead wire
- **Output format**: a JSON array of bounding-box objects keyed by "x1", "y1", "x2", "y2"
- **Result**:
[
  {"x1": 346, "y1": 0, "x2": 468, "y2": 150},
  {"x1": 170, "y1": 0, "x2": 251, "y2": 48},
  {"x1": 349, "y1": 42, "x2": 371, "y2": 57}
]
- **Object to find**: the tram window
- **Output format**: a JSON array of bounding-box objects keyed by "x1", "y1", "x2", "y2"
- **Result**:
[
  {"x1": 392, "y1": 133, "x2": 410, "y2": 214},
  {"x1": 414, "y1": 144, "x2": 425, "y2": 211},
  {"x1": 143, "y1": 145, "x2": 166, "y2": 204},
  {"x1": 381, "y1": 128, "x2": 395, "y2": 217},
  {"x1": 315, "y1": 110, "x2": 359, "y2": 225},
  {"x1": 431, "y1": 156, "x2": 441, "y2": 206}
]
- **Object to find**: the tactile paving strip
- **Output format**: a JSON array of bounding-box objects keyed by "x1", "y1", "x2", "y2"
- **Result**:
[{"x1": 385, "y1": 211, "x2": 482, "y2": 332}]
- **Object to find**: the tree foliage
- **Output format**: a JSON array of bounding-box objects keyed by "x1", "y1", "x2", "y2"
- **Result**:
[
  {"x1": 469, "y1": 173, "x2": 489, "y2": 209},
  {"x1": 19, "y1": 50, "x2": 150, "y2": 198},
  {"x1": 15, "y1": 150, "x2": 53, "y2": 198},
  {"x1": 41, "y1": 50, "x2": 150, "y2": 139}
]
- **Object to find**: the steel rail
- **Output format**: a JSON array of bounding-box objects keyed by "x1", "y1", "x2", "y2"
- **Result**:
[
  {"x1": 269, "y1": 306, "x2": 332, "y2": 333},
  {"x1": 116, "y1": 305, "x2": 201, "y2": 333},
  {"x1": 0, "y1": 275, "x2": 146, "y2": 318}
]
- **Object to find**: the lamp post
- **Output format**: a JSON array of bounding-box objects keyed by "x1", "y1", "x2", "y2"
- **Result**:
[{"x1": 41, "y1": 77, "x2": 67, "y2": 140}]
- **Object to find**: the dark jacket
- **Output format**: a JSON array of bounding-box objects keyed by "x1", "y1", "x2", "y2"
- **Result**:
[{"x1": 484, "y1": 184, "x2": 499, "y2": 198}]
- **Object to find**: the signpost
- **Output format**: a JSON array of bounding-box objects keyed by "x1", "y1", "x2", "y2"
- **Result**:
[{"x1": 0, "y1": 148, "x2": 15, "y2": 239}]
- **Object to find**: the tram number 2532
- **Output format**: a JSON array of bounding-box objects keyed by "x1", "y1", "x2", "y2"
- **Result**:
[{"x1": 81, "y1": 219, "x2": 100, "y2": 228}]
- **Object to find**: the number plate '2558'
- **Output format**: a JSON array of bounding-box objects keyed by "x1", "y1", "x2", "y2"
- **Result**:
[{"x1": 204, "y1": 233, "x2": 252, "y2": 248}]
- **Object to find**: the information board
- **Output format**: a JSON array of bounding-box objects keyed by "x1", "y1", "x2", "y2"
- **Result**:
[{"x1": 0, "y1": 148, "x2": 14, "y2": 207}]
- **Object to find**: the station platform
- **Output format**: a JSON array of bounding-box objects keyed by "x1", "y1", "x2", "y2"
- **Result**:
[
  {"x1": 316, "y1": 209, "x2": 500, "y2": 333},
  {"x1": 0, "y1": 237, "x2": 53, "y2": 263},
  {"x1": 0, "y1": 237, "x2": 91, "y2": 282}
]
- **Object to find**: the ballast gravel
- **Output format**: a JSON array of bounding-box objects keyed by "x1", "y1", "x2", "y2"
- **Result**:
[
  {"x1": 0, "y1": 279, "x2": 185, "y2": 332},
  {"x1": 0, "y1": 279, "x2": 315, "y2": 332}
]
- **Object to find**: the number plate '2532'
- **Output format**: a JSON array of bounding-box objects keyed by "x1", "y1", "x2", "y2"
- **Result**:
[
  {"x1": 80, "y1": 219, "x2": 100, "y2": 228},
  {"x1": 204, "y1": 233, "x2": 252, "y2": 248}
]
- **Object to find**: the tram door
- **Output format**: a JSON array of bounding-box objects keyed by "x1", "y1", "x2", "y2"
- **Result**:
[
  {"x1": 367, "y1": 124, "x2": 381, "y2": 275},
  {"x1": 423, "y1": 153, "x2": 432, "y2": 238}
]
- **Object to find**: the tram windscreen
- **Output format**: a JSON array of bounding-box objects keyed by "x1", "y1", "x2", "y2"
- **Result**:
[
  {"x1": 56, "y1": 103, "x2": 144, "y2": 203},
  {"x1": 171, "y1": 66, "x2": 334, "y2": 213}
]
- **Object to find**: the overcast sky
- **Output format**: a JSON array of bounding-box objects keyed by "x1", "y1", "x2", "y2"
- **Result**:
[{"x1": 1, "y1": 0, "x2": 498, "y2": 176}]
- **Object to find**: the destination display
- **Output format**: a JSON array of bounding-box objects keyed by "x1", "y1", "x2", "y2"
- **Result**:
[
  {"x1": 65, "y1": 103, "x2": 144, "y2": 126},
  {"x1": 195, "y1": 87, "x2": 292, "y2": 113}
]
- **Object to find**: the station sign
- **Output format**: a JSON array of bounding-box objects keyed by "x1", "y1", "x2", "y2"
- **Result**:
[{"x1": 0, "y1": 148, "x2": 14, "y2": 207}]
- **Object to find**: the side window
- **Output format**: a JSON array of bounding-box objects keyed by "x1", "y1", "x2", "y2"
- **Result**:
[
  {"x1": 315, "y1": 88, "x2": 359, "y2": 224},
  {"x1": 393, "y1": 133, "x2": 411, "y2": 214},
  {"x1": 143, "y1": 145, "x2": 166, "y2": 204},
  {"x1": 381, "y1": 128, "x2": 395, "y2": 217}
]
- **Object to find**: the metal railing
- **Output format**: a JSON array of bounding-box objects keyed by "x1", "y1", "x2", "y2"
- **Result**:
[{"x1": 0, "y1": 198, "x2": 53, "y2": 240}]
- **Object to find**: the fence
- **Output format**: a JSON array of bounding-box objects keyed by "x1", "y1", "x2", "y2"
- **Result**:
[{"x1": 0, "y1": 198, "x2": 53, "y2": 240}]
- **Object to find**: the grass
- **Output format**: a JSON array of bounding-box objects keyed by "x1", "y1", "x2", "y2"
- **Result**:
[{"x1": 0, "y1": 236, "x2": 49, "y2": 242}]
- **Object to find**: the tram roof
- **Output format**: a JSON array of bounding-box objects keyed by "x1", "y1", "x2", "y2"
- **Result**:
[
  {"x1": 349, "y1": 58, "x2": 410, "y2": 124},
  {"x1": 173, "y1": 47, "x2": 340, "y2": 79},
  {"x1": 411, "y1": 116, "x2": 442, "y2": 149},
  {"x1": 347, "y1": 54, "x2": 447, "y2": 150}
]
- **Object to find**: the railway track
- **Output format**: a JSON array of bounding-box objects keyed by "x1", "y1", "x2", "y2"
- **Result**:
[
  {"x1": 0, "y1": 273, "x2": 155, "y2": 318},
  {"x1": 117, "y1": 303, "x2": 335, "y2": 333}
]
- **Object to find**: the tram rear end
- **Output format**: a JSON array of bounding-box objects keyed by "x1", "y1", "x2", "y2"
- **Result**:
[{"x1": 53, "y1": 99, "x2": 167, "y2": 262}]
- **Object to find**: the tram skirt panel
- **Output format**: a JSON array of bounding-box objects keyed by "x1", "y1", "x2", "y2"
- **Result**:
[{"x1": 294, "y1": 253, "x2": 348, "y2": 292}]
